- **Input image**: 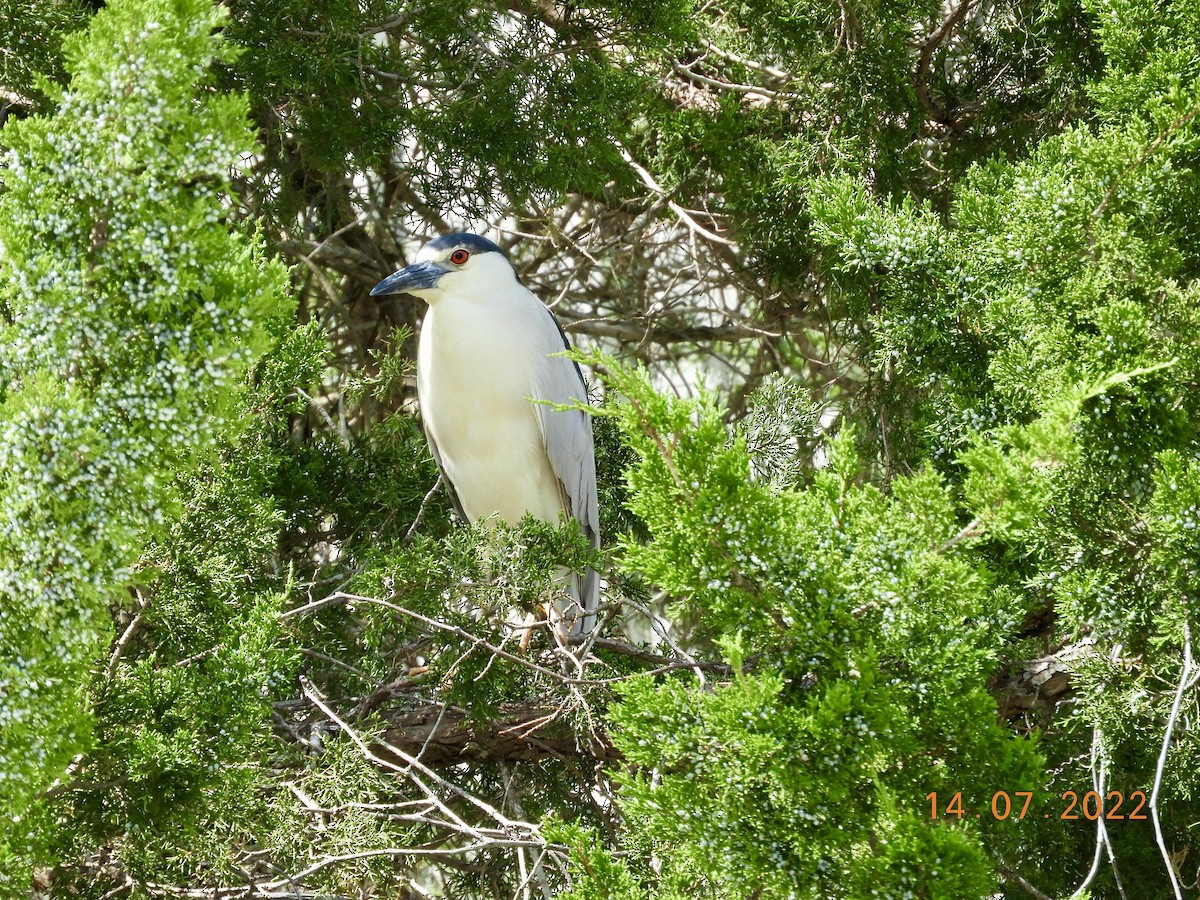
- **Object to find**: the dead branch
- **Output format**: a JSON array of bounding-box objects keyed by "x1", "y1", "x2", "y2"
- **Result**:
[
  {"x1": 379, "y1": 701, "x2": 618, "y2": 764},
  {"x1": 990, "y1": 639, "x2": 1096, "y2": 725},
  {"x1": 913, "y1": 0, "x2": 981, "y2": 126}
]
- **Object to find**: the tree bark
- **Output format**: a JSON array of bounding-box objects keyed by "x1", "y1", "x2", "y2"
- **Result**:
[
  {"x1": 990, "y1": 639, "x2": 1095, "y2": 727},
  {"x1": 378, "y1": 702, "x2": 619, "y2": 765}
]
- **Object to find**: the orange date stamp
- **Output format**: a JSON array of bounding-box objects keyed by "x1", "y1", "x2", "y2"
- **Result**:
[{"x1": 925, "y1": 790, "x2": 1149, "y2": 821}]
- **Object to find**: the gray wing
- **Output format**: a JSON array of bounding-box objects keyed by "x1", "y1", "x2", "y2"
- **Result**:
[
  {"x1": 423, "y1": 421, "x2": 468, "y2": 522},
  {"x1": 533, "y1": 308, "x2": 601, "y2": 636}
]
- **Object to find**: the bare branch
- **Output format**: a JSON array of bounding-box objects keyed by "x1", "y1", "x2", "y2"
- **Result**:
[
  {"x1": 1150, "y1": 616, "x2": 1193, "y2": 900},
  {"x1": 913, "y1": 0, "x2": 981, "y2": 125},
  {"x1": 990, "y1": 640, "x2": 1096, "y2": 724},
  {"x1": 617, "y1": 145, "x2": 739, "y2": 248},
  {"x1": 998, "y1": 861, "x2": 1054, "y2": 900}
]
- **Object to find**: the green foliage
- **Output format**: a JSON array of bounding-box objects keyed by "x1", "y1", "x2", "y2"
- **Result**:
[
  {"x1": 789, "y1": 5, "x2": 1200, "y2": 892},
  {"x1": 741, "y1": 374, "x2": 824, "y2": 488},
  {"x1": 0, "y1": 0, "x2": 289, "y2": 884},
  {"x1": 41, "y1": 322, "x2": 327, "y2": 892},
  {"x1": 653, "y1": 0, "x2": 1102, "y2": 277},
  {"x1": 4, "y1": 0, "x2": 1200, "y2": 896},
  {"x1": 1086, "y1": 0, "x2": 1200, "y2": 120},
  {"x1": 221, "y1": 0, "x2": 685, "y2": 219},
  {"x1": 568, "y1": 355, "x2": 1042, "y2": 896},
  {"x1": 0, "y1": 0, "x2": 88, "y2": 111}
]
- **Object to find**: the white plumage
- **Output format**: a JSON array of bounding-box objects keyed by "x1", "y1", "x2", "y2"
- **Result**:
[{"x1": 371, "y1": 233, "x2": 599, "y2": 637}]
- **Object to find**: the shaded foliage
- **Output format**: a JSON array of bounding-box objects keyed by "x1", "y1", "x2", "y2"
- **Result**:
[{"x1": 1, "y1": 0, "x2": 1199, "y2": 897}]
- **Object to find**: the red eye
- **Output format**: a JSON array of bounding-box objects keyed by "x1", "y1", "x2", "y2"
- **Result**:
[{"x1": 450, "y1": 249, "x2": 470, "y2": 265}]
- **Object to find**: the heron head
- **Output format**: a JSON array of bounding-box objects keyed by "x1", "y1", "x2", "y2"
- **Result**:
[{"x1": 370, "y1": 233, "x2": 512, "y2": 300}]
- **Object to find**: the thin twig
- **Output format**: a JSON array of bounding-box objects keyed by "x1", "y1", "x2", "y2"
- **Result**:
[
  {"x1": 106, "y1": 600, "x2": 145, "y2": 679},
  {"x1": 1092, "y1": 104, "x2": 1200, "y2": 226},
  {"x1": 937, "y1": 514, "x2": 985, "y2": 553},
  {"x1": 1096, "y1": 736, "x2": 1128, "y2": 899},
  {"x1": 998, "y1": 861, "x2": 1054, "y2": 900},
  {"x1": 283, "y1": 591, "x2": 736, "y2": 684},
  {"x1": 1071, "y1": 729, "x2": 1123, "y2": 899},
  {"x1": 1150, "y1": 615, "x2": 1192, "y2": 900},
  {"x1": 622, "y1": 593, "x2": 707, "y2": 686},
  {"x1": 404, "y1": 475, "x2": 444, "y2": 544},
  {"x1": 617, "y1": 145, "x2": 738, "y2": 248},
  {"x1": 298, "y1": 678, "x2": 479, "y2": 833},
  {"x1": 671, "y1": 63, "x2": 800, "y2": 101}
]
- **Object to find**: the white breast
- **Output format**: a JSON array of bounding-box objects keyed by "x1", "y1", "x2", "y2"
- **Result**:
[{"x1": 417, "y1": 290, "x2": 565, "y2": 526}]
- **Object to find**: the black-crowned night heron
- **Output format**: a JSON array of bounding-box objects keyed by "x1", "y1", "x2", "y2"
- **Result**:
[{"x1": 371, "y1": 233, "x2": 599, "y2": 637}]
